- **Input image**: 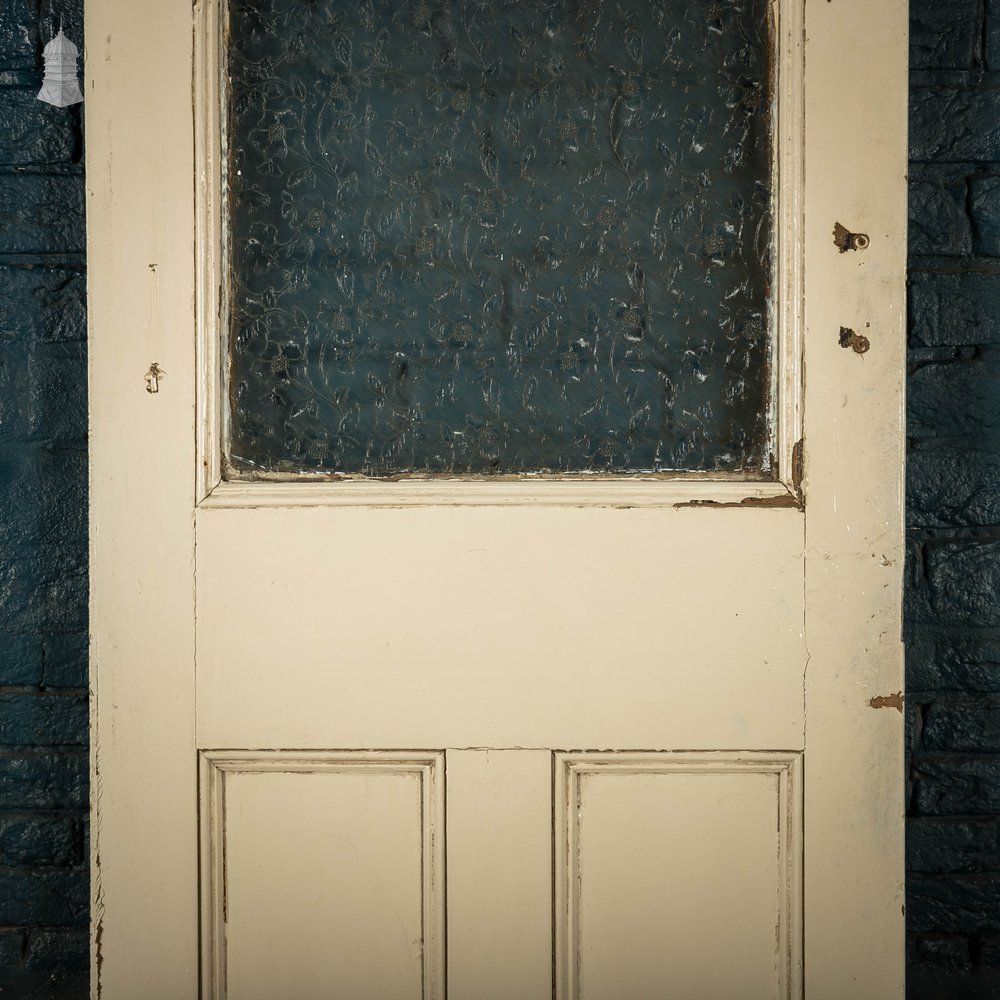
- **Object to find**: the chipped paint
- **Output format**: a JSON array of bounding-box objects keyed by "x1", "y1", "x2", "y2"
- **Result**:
[{"x1": 868, "y1": 692, "x2": 903, "y2": 713}]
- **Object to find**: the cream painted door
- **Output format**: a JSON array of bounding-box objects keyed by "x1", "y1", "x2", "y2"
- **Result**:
[{"x1": 86, "y1": 1, "x2": 907, "y2": 998}]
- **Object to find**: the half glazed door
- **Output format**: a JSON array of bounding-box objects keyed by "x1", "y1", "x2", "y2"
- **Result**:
[{"x1": 87, "y1": 1, "x2": 907, "y2": 998}]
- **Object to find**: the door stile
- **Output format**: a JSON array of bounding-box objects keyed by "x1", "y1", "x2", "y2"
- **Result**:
[
  {"x1": 86, "y1": 0, "x2": 201, "y2": 996},
  {"x1": 801, "y1": 0, "x2": 907, "y2": 996}
]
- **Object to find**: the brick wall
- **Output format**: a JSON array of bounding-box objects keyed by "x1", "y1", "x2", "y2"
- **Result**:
[
  {"x1": 907, "y1": 0, "x2": 1000, "y2": 996},
  {"x1": 0, "y1": 2, "x2": 89, "y2": 998}
]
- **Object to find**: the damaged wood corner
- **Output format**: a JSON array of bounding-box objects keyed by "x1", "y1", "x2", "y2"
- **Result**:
[
  {"x1": 791, "y1": 437, "x2": 804, "y2": 505},
  {"x1": 868, "y1": 692, "x2": 903, "y2": 713}
]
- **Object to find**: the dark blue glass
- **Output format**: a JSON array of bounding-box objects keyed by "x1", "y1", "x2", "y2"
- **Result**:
[{"x1": 227, "y1": 0, "x2": 773, "y2": 475}]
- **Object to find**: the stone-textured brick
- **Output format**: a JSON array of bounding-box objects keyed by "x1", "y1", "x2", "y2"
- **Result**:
[
  {"x1": 907, "y1": 630, "x2": 1000, "y2": 693},
  {"x1": 911, "y1": 86, "x2": 1000, "y2": 162},
  {"x1": 910, "y1": 167, "x2": 974, "y2": 256},
  {"x1": 910, "y1": 0, "x2": 980, "y2": 70},
  {"x1": 909, "y1": 932, "x2": 974, "y2": 972},
  {"x1": 969, "y1": 174, "x2": 1000, "y2": 257},
  {"x1": 0, "y1": 174, "x2": 85, "y2": 255},
  {"x1": 913, "y1": 755, "x2": 1000, "y2": 815},
  {"x1": 0, "y1": 930, "x2": 23, "y2": 966},
  {"x1": 0, "y1": 693, "x2": 87, "y2": 748},
  {"x1": 0, "y1": 88, "x2": 79, "y2": 167},
  {"x1": 908, "y1": 348, "x2": 1000, "y2": 441},
  {"x1": 0, "y1": 346, "x2": 90, "y2": 445},
  {"x1": 909, "y1": 270, "x2": 1000, "y2": 348},
  {"x1": 0, "y1": 754, "x2": 87, "y2": 810},
  {"x1": 908, "y1": 450, "x2": 1000, "y2": 527},
  {"x1": 25, "y1": 351, "x2": 87, "y2": 443},
  {"x1": 913, "y1": 539, "x2": 1000, "y2": 627},
  {"x1": 0, "y1": 0, "x2": 84, "y2": 74},
  {"x1": 0, "y1": 543, "x2": 87, "y2": 634},
  {"x1": 0, "y1": 267, "x2": 86, "y2": 344},
  {"x1": 0, "y1": 450, "x2": 88, "y2": 549},
  {"x1": 41, "y1": 633, "x2": 88, "y2": 690},
  {"x1": 24, "y1": 928, "x2": 87, "y2": 971},
  {"x1": 988, "y1": 0, "x2": 1000, "y2": 72},
  {"x1": 971, "y1": 174, "x2": 1000, "y2": 255},
  {"x1": 910, "y1": 818, "x2": 1000, "y2": 874},
  {"x1": 0, "y1": 867, "x2": 87, "y2": 925},
  {"x1": 0, "y1": 632, "x2": 43, "y2": 686},
  {"x1": 0, "y1": 814, "x2": 81, "y2": 866},
  {"x1": 0, "y1": 967, "x2": 89, "y2": 1000},
  {"x1": 924, "y1": 699, "x2": 1000, "y2": 751},
  {"x1": 908, "y1": 875, "x2": 1000, "y2": 932}
]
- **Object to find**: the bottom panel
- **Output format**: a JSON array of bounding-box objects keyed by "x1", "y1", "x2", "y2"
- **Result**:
[
  {"x1": 199, "y1": 752, "x2": 445, "y2": 1000},
  {"x1": 200, "y1": 750, "x2": 801, "y2": 1000},
  {"x1": 555, "y1": 752, "x2": 803, "y2": 1000}
]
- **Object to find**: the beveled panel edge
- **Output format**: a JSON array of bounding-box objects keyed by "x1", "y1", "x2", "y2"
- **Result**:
[
  {"x1": 553, "y1": 751, "x2": 804, "y2": 1000},
  {"x1": 199, "y1": 476, "x2": 798, "y2": 509},
  {"x1": 197, "y1": 750, "x2": 446, "y2": 1000},
  {"x1": 194, "y1": 0, "x2": 805, "y2": 506}
]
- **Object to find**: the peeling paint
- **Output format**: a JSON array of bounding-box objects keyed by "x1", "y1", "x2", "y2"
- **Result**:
[{"x1": 869, "y1": 692, "x2": 903, "y2": 713}]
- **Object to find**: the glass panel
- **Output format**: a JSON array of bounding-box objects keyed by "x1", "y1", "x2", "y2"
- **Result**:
[{"x1": 226, "y1": 0, "x2": 773, "y2": 477}]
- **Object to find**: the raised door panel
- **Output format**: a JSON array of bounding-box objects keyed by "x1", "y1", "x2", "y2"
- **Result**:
[{"x1": 200, "y1": 753, "x2": 445, "y2": 1000}]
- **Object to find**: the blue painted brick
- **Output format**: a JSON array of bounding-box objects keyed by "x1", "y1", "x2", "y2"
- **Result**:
[
  {"x1": 909, "y1": 818, "x2": 1000, "y2": 874},
  {"x1": 0, "y1": 814, "x2": 81, "y2": 866},
  {"x1": 971, "y1": 175, "x2": 1000, "y2": 256},
  {"x1": 0, "y1": 0, "x2": 84, "y2": 74},
  {"x1": 913, "y1": 755, "x2": 1000, "y2": 815},
  {"x1": 908, "y1": 348, "x2": 1000, "y2": 442},
  {"x1": 0, "y1": 753, "x2": 87, "y2": 809},
  {"x1": 0, "y1": 174, "x2": 85, "y2": 256},
  {"x1": 0, "y1": 450, "x2": 88, "y2": 550},
  {"x1": 988, "y1": 0, "x2": 1000, "y2": 71},
  {"x1": 24, "y1": 928, "x2": 88, "y2": 971},
  {"x1": 24, "y1": 350, "x2": 88, "y2": 443},
  {"x1": 906, "y1": 630, "x2": 1000, "y2": 693},
  {"x1": 908, "y1": 450, "x2": 1000, "y2": 527},
  {"x1": 0, "y1": 693, "x2": 87, "y2": 748},
  {"x1": 0, "y1": 867, "x2": 87, "y2": 925},
  {"x1": 908, "y1": 876, "x2": 1000, "y2": 933},
  {"x1": 0, "y1": 929, "x2": 23, "y2": 966},
  {"x1": 41, "y1": 633, "x2": 88, "y2": 690},
  {"x1": 910, "y1": 167, "x2": 974, "y2": 256},
  {"x1": 911, "y1": 539, "x2": 1000, "y2": 628},
  {"x1": 909, "y1": 271, "x2": 1000, "y2": 348},
  {"x1": 0, "y1": 633, "x2": 43, "y2": 686},
  {"x1": 910, "y1": 0, "x2": 980, "y2": 69},
  {"x1": 0, "y1": 267, "x2": 87, "y2": 344},
  {"x1": 911, "y1": 86, "x2": 1000, "y2": 162},
  {"x1": 0, "y1": 544, "x2": 88, "y2": 634},
  {"x1": 0, "y1": 88, "x2": 79, "y2": 168},
  {"x1": 0, "y1": 345, "x2": 88, "y2": 444},
  {"x1": 924, "y1": 699, "x2": 1000, "y2": 751},
  {"x1": 908, "y1": 933, "x2": 973, "y2": 973}
]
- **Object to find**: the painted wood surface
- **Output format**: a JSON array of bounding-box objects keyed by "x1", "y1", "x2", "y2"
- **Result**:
[{"x1": 86, "y1": 0, "x2": 906, "y2": 995}]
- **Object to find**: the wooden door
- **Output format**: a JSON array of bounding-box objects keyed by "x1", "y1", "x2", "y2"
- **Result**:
[{"x1": 86, "y1": 0, "x2": 907, "y2": 997}]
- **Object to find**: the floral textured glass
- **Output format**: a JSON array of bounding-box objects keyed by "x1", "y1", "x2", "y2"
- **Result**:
[{"x1": 226, "y1": 0, "x2": 773, "y2": 476}]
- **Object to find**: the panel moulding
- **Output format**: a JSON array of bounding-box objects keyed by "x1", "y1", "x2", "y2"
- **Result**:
[
  {"x1": 553, "y1": 751, "x2": 804, "y2": 1000},
  {"x1": 198, "y1": 750, "x2": 446, "y2": 1000}
]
